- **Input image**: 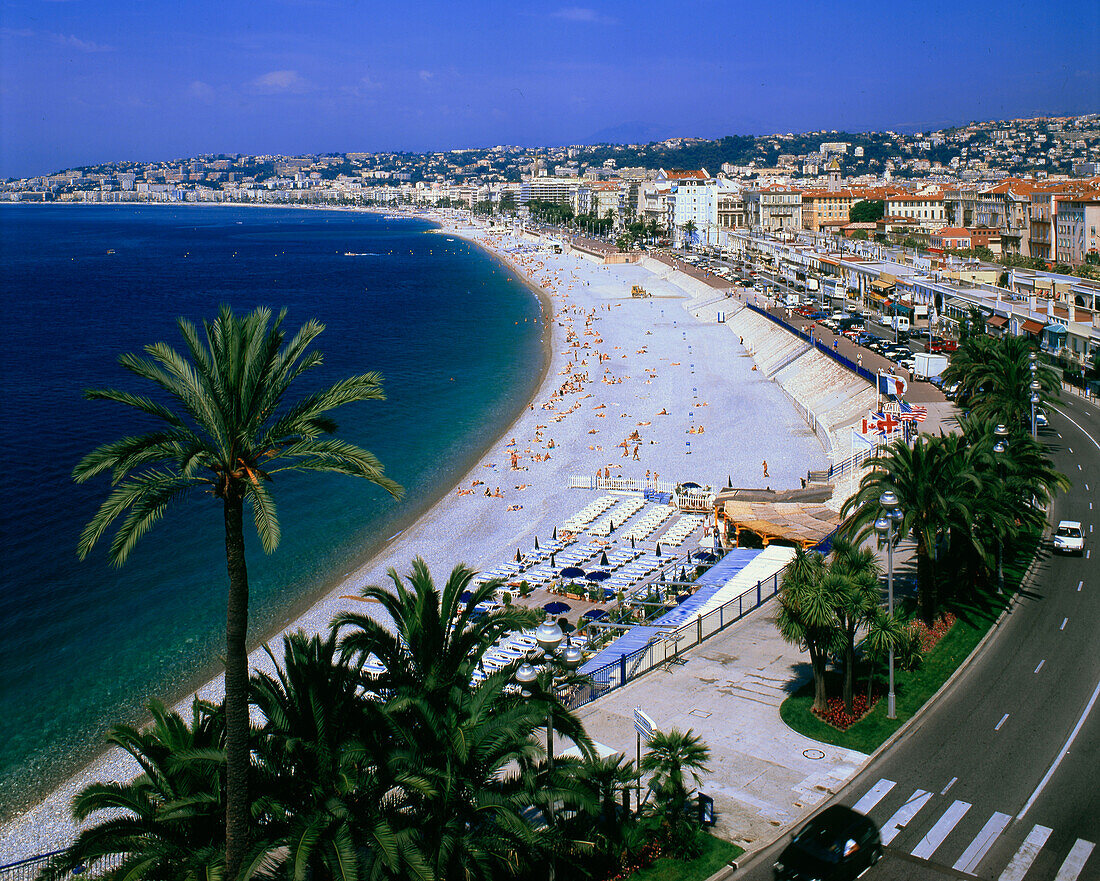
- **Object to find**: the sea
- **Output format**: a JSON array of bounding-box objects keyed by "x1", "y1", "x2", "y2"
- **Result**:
[{"x1": 0, "y1": 204, "x2": 545, "y2": 821}]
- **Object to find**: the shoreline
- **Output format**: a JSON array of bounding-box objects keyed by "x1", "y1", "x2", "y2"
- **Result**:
[{"x1": 0, "y1": 213, "x2": 831, "y2": 858}]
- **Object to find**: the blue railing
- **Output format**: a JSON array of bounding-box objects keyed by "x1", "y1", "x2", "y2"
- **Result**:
[
  {"x1": 746, "y1": 304, "x2": 878, "y2": 384},
  {"x1": 0, "y1": 851, "x2": 124, "y2": 881},
  {"x1": 557, "y1": 561, "x2": 788, "y2": 711}
]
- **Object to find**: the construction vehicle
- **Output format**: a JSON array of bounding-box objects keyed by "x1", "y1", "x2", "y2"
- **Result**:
[{"x1": 631, "y1": 284, "x2": 650, "y2": 298}]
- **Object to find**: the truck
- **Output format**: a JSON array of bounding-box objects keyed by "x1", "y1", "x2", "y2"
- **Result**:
[{"x1": 913, "y1": 352, "x2": 949, "y2": 382}]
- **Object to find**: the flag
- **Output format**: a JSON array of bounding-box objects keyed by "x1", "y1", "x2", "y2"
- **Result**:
[
  {"x1": 898, "y1": 401, "x2": 928, "y2": 422},
  {"x1": 878, "y1": 373, "x2": 908, "y2": 396}
]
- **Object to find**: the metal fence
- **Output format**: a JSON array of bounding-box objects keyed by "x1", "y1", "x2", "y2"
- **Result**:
[
  {"x1": 0, "y1": 851, "x2": 124, "y2": 881},
  {"x1": 558, "y1": 563, "x2": 787, "y2": 711},
  {"x1": 747, "y1": 303, "x2": 878, "y2": 384},
  {"x1": 568, "y1": 476, "x2": 677, "y2": 494}
]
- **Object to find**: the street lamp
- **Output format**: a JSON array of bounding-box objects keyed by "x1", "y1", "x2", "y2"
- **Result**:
[
  {"x1": 874, "y1": 490, "x2": 904, "y2": 719},
  {"x1": 1029, "y1": 379, "x2": 1042, "y2": 438},
  {"x1": 515, "y1": 616, "x2": 583, "y2": 881}
]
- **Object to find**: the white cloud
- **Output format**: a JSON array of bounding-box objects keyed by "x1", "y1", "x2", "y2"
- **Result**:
[
  {"x1": 551, "y1": 7, "x2": 617, "y2": 24},
  {"x1": 419, "y1": 70, "x2": 434, "y2": 82},
  {"x1": 54, "y1": 33, "x2": 114, "y2": 52},
  {"x1": 187, "y1": 80, "x2": 215, "y2": 101},
  {"x1": 250, "y1": 69, "x2": 311, "y2": 93}
]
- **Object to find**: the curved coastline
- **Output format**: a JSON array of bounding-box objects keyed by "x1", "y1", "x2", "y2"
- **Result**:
[{"x1": 0, "y1": 214, "x2": 832, "y2": 858}]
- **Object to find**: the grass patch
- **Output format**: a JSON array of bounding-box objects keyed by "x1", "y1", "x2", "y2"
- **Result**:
[
  {"x1": 624, "y1": 834, "x2": 743, "y2": 881},
  {"x1": 780, "y1": 534, "x2": 1040, "y2": 754}
]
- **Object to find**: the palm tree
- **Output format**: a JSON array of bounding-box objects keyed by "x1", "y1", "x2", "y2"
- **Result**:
[
  {"x1": 966, "y1": 336, "x2": 1060, "y2": 428},
  {"x1": 42, "y1": 700, "x2": 227, "y2": 881},
  {"x1": 775, "y1": 548, "x2": 834, "y2": 712},
  {"x1": 248, "y1": 631, "x2": 429, "y2": 881},
  {"x1": 73, "y1": 306, "x2": 403, "y2": 878},
  {"x1": 334, "y1": 559, "x2": 594, "y2": 879},
  {"x1": 681, "y1": 220, "x2": 698, "y2": 250},
  {"x1": 860, "y1": 609, "x2": 905, "y2": 704},
  {"x1": 827, "y1": 540, "x2": 882, "y2": 713},
  {"x1": 842, "y1": 434, "x2": 979, "y2": 624},
  {"x1": 639, "y1": 728, "x2": 711, "y2": 822}
]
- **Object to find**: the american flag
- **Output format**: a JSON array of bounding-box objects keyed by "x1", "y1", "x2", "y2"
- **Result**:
[{"x1": 898, "y1": 403, "x2": 927, "y2": 422}]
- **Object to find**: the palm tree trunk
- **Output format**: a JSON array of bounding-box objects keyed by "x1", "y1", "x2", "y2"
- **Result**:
[
  {"x1": 917, "y1": 539, "x2": 936, "y2": 625},
  {"x1": 843, "y1": 632, "x2": 856, "y2": 714},
  {"x1": 809, "y1": 647, "x2": 828, "y2": 714},
  {"x1": 223, "y1": 491, "x2": 251, "y2": 879}
]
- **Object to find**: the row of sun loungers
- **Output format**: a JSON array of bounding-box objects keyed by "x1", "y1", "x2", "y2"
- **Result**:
[
  {"x1": 620, "y1": 504, "x2": 675, "y2": 542},
  {"x1": 659, "y1": 514, "x2": 706, "y2": 547},
  {"x1": 560, "y1": 494, "x2": 618, "y2": 533},
  {"x1": 588, "y1": 495, "x2": 646, "y2": 536}
]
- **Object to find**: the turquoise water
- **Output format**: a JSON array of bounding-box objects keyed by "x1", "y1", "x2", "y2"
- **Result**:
[{"x1": 0, "y1": 205, "x2": 545, "y2": 819}]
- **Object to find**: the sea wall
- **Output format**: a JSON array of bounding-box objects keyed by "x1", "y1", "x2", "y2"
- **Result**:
[{"x1": 686, "y1": 297, "x2": 877, "y2": 468}]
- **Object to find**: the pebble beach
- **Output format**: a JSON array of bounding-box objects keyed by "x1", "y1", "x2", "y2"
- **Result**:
[{"x1": 0, "y1": 217, "x2": 831, "y2": 858}]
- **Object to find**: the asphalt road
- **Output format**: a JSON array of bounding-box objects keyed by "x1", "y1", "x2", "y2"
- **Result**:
[{"x1": 735, "y1": 393, "x2": 1100, "y2": 880}]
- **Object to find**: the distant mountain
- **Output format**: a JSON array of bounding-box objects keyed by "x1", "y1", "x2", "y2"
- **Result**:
[{"x1": 583, "y1": 121, "x2": 672, "y2": 146}]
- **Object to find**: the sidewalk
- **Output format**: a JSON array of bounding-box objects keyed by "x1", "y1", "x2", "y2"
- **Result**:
[{"x1": 573, "y1": 606, "x2": 867, "y2": 850}]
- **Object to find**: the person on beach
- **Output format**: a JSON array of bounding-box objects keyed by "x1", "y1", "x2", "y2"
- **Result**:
[
  {"x1": 762, "y1": 460, "x2": 769, "y2": 478},
  {"x1": 632, "y1": 444, "x2": 640, "y2": 460}
]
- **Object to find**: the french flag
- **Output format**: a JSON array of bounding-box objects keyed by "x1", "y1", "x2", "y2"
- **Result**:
[{"x1": 878, "y1": 373, "x2": 908, "y2": 396}]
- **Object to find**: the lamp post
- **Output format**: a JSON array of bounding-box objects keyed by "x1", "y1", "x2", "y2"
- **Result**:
[
  {"x1": 874, "y1": 490, "x2": 904, "y2": 719},
  {"x1": 993, "y1": 422, "x2": 1009, "y2": 594},
  {"x1": 1029, "y1": 378, "x2": 1042, "y2": 438},
  {"x1": 515, "y1": 616, "x2": 583, "y2": 881}
]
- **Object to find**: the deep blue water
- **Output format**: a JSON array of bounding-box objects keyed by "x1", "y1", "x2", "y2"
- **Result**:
[{"x1": 0, "y1": 205, "x2": 544, "y2": 819}]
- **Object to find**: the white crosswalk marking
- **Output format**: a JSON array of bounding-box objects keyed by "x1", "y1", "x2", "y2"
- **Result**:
[
  {"x1": 852, "y1": 778, "x2": 896, "y2": 814},
  {"x1": 911, "y1": 799, "x2": 971, "y2": 859},
  {"x1": 998, "y1": 825, "x2": 1052, "y2": 881},
  {"x1": 954, "y1": 811, "x2": 1012, "y2": 874},
  {"x1": 1055, "y1": 839, "x2": 1096, "y2": 881},
  {"x1": 881, "y1": 789, "x2": 932, "y2": 846}
]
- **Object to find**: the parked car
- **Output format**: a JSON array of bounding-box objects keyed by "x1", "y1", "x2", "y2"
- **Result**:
[
  {"x1": 774, "y1": 805, "x2": 882, "y2": 881},
  {"x1": 1035, "y1": 409, "x2": 1049, "y2": 429},
  {"x1": 1053, "y1": 520, "x2": 1085, "y2": 555}
]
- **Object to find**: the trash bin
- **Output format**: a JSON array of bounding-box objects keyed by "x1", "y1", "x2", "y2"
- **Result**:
[{"x1": 697, "y1": 792, "x2": 715, "y2": 827}]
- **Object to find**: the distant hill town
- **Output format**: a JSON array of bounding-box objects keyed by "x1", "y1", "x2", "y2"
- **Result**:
[{"x1": 5, "y1": 113, "x2": 1100, "y2": 267}]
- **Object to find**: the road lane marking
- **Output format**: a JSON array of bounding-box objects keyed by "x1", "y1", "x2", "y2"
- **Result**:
[
  {"x1": 953, "y1": 811, "x2": 1012, "y2": 873},
  {"x1": 881, "y1": 789, "x2": 932, "y2": 845},
  {"x1": 852, "y1": 778, "x2": 895, "y2": 814},
  {"x1": 1035, "y1": 660, "x2": 1046, "y2": 672},
  {"x1": 1055, "y1": 839, "x2": 1096, "y2": 881},
  {"x1": 998, "y1": 824, "x2": 1052, "y2": 881},
  {"x1": 1069, "y1": 446, "x2": 1074, "y2": 453},
  {"x1": 1079, "y1": 581, "x2": 1084, "y2": 592},
  {"x1": 1079, "y1": 464, "x2": 1083, "y2": 470},
  {"x1": 911, "y1": 800, "x2": 971, "y2": 859},
  {"x1": 995, "y1": 713, "x2": 1009, "y2": 730},
  {"x1": 941, "y1": 776, "x2": 957, "y2": 795},
  {"x1": 1061, "y1": 618, "x2": 1068, "y2": 631},
  {"x1": 1018, "y1": 676, "x2": 1100, "y2": 820},
  {"x1": 1050, "y1": 406, "x2": 1100, "y2": 453}
]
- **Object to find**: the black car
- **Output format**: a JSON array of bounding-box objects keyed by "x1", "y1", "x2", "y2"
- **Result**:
[{"x1": 774, "y1": 805, "x2": 882, "y2": 880}]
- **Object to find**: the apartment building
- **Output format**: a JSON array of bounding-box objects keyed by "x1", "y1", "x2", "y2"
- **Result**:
[
  {"x1": 1055, "y1": 191, "x2": 1100, "y2": 265},
  {"x1": 884, "y1": 191, "x2": 947, "y2": 229},
  {"x1": 744, "y1": 186, "x2": 803, "y2": 232}
]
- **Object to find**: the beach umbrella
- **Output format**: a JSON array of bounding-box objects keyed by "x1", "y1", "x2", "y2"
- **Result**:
[
  {"x1": 599, "y1": 550, "x2": 610, "y2": 567},
  {"x1": 679, "y1": 566, "x2": 688, "y2": 582},
  {"x1": 552, "y1": 526, "x2": 558, "y2": 540},
  {"x1": 534, "y1": 536, "x2": 540, "y2": 551},
  {"x1": 630, "y1": 535, "x2": 636, "y2": 549},
  {"x1": 515, "y1": 548, "x2": 523, "y2": 563},
  {"x1": 550, "y1": 553, "x2": 556, "y2": 568},
  {"x1": 727, "y1": 474, "x2": 733, "y2": 488},
  {"x1": 459, "y1": 591, "x2": 474, "y2": 604},
  {"x1": 544, "y1": 601, "x2": 571, "y2": 615},
  {"x1": 560, "y1": 566, "x2": 585, "y2": 579},
  {"x1": 583, "y1": 609, "x2": 608, "y2": 621},
  {"x1": 656, "y1": 543, "x2": 662, "y2": 557},
  {"x1": 585, "y1": 570, "x2": 611, "y2": 582}
]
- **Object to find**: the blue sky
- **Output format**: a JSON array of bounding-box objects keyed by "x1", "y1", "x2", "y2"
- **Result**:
[{"x1": 2, "y1": 0, "x2": 1097, "y2": 178}]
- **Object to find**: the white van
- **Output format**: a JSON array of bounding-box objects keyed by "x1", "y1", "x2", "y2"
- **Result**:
[{"x1": 892, "y1": 316, "x2": 910, "y2": 333}]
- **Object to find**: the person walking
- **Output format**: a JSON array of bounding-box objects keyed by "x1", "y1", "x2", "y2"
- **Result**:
[{"x1": 762, "y1": 460, "x2": 769, "y2": 478}]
